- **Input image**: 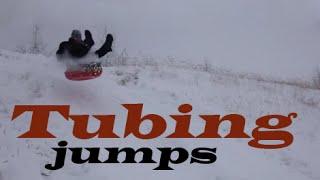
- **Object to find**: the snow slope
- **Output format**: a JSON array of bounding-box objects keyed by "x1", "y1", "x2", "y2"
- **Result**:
[{"x1": 0, "y1": 50, "x2": 320, "y2": 180}]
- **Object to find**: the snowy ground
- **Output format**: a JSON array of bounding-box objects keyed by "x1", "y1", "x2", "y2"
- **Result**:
[{"x1": 0, "y1": 50, "x2": 319, "y2": 180}]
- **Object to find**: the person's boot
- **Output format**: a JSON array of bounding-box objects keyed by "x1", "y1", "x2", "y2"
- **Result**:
[{"x1": 95, "y1": 34, "x2": 113, "y2": 58}]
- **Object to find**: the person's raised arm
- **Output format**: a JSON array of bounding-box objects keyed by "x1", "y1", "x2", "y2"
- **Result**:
[{"x1": 84, "y1": 30, "x2": 94, "y2": 47}]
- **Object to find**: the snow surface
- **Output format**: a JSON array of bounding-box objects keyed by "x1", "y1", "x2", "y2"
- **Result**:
[{"x1": 0, "y1": 50, "x2": 319, "y2": 180}]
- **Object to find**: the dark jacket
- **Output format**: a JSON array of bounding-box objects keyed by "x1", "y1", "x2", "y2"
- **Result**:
[{"x1": 56, "y1": 35, "x2": 94, "y2": 58}]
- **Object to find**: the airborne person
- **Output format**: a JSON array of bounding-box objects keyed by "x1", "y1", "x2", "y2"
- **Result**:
[{"x1": 56, "y1": 29, "x2": 113, "y2": 59}]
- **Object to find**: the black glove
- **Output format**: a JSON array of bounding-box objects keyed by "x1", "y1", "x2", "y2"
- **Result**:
[
  {"x1": 84, "y1": 30, "x2": 94, "y2": 46},
  {"x1": 85, "y1": 30, "x2": 92, "y2": 37}
]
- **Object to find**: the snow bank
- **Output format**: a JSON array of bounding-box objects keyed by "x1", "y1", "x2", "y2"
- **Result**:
[{"x1": 0, "y1": 50, "x2": 319, "y2": 180}]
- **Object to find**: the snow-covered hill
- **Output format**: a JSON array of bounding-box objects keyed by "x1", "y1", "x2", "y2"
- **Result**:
[{"x1": 0, "y1": 50, "x2": 319, "y2": 180}]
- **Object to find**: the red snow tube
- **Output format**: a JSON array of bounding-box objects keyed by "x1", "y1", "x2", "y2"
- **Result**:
[{"x1": 65, "y1": 69, "x2": 102, "y2": 81}]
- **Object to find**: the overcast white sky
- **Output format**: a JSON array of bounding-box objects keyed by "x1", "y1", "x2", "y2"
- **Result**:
[{"x1": 1, "y1": 0, "x2": 320, "y2": 78}]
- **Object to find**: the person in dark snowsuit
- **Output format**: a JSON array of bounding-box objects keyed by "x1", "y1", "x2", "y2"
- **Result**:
[{"x1": 56, "y1": 29, "x2": 113, "y2": 59}]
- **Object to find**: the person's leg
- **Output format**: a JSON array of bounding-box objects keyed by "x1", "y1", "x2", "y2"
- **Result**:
[{"x1": 95, "y1": 34, "x2": 113, "y2": 58}]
